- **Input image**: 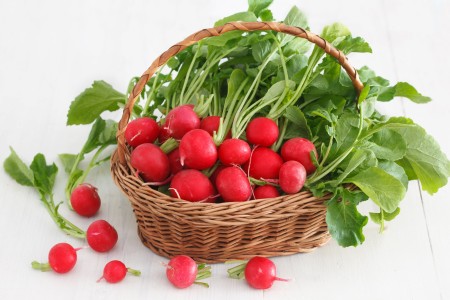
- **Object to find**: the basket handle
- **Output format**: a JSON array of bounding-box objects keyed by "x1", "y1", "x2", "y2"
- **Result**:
[{"x1": 116, "y1": 21, "x2": 364, "y2": 164}]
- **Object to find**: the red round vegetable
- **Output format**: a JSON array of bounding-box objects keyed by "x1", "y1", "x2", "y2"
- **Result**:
[
  {"x1": 125, "y1": 117, "x2": 159, "y2": 148},
  {"x1": 97, "y1": 260, "x2": 141, "y2": 284},
  {"x1": 253, "y1": 185, "x2": 280, "y2": 199},
  {"x1": 130, "y1": 143, "x2": 170, "y2": 182},
  {"x1": 279, "y1": 161, "x2": 307, "y2": 194},
  {"x1": 166, "y1": 255, "x2": 198, "y2": 289},
  {"x1": 86, "y1": 220, "x2": 118, "y2": 252},
  {"x1": 246, "y1": 117, "x2": 279, "y2": 147},
  {"x1": 218, "y1": 139, "x2": 251, "y2": 166},
  {"x1": 170, "y1": 169, "x2": 216, "y2": 202},
  {"x1": 244, "y1": 256, "x2": 288, "y2": 289},
  {"x1": 179, "y1": 129, "x2": 217, "y2": 170},
  {"x1": 281, "y1": 137, "x2": 318, "y2": 174},
  {"x1": 70, "y1": 183, "x2": 101, "y2": 217},
  {"x1": 200, "y1": 116, "x2": 221, "y2": 136},
  {"x1": 216, "y1": 166, "x2": 252, "y2": 202},
  {"x1": 168, "y1": 148, "x2": 183, "y2": 175},
  {"x1": 48, "y1": 243, "x2": 78, "y2": 274},
  {"x1": 163, "y1": 104, "x2": 200, "y2": 139},
  {"x1": 244, "y1": 147, "x2": 283, "y2": 180}
]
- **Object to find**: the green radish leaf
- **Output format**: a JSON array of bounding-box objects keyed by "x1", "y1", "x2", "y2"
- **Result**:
[
  {"x1": 58, "y1": 154, "x2": 79, "y2": 174},
  {"x1": 370, "y1": 207, "x2": 400, "y2": 225},
  {"x1": 248, "y1": 0, "x2": 273, "y2": 17},
  {"x1": 345, "y1": 166, "x2": 406, "y2": 213},
  {"x1": 278, "y1": 6, "x2": 308, "y2": 46},
  {"x1": 378, "y1": 82, "x2": 431, "y2": 103},
  {"x1": 377, "y1": 160, "x2": 408, "y2": 189},
  {"x1": 334, "y1": 149, "x2": 377, "y2": 185},
  {"x1": 333, "y1": 112, "x2": 360, "y2": 157},
  {"x1": 259, "y1": 9, "x2": 273, "y2": 21},
  {"x1": 326, "y1": 189, "x2": 368, "y2": 247},
  {"x1": 67, "y1": 81, "x2": 126, "y2": 125},
  {"x1": 252, "y1": 40, "x2": 272, "y2": 63},
  {"x1": 362, "y1": 129, "x2": 407, "y2": 161},
  {"x1": 82, "y1": 118, "x2": 118, "y2": 154},
  {"x1": 321, "y1": 23, "x2": 351, "y2": 45},
  {"x1": 284, "y1": 106, "x2": 312, "y2": 139},
  {"x1": 30, "y1": 154, "x2": 58, "y2": 195},
  {"x1": 3, "y1": 147, "x2": 35, "y2": 187},
  {"x1": 337, "y1": 36, "x2": 372, "y2": 54},
  {"x1": 390, "y1": 124, "x2": 450, "y2": 194},
  {"x1": 214, "y1": 11, "x2": 257, "y2": 26},
  {"x1": 357, "y1": 84, "x2": 370, "y2": 104}
]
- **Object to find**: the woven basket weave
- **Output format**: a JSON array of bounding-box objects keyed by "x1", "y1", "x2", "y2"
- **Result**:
[{"x1": 111, "y1": 22, "x2": 364, "y2": 263}]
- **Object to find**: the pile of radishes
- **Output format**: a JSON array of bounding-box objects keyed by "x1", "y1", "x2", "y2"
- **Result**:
[{"x1": 127, "y1": 104, "x2": 317, "y2": 203}]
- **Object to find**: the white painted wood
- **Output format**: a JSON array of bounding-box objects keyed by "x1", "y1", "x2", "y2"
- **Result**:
[{"x1": 0, "y1": 0, "x2": 448, "y2": 299}]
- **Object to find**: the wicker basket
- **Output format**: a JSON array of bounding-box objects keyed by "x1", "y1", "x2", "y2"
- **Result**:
[{"x1": 111, "y1": 22, "x2": 364, "y2": 263}]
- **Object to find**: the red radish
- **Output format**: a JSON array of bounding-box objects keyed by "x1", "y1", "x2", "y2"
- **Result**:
[
  {"x1": 168, "y1": 148, "x2": 183, "y2": 174},
  {"x1": 200, "y1": 116, "x2": 221, "y2": 136},
  {"x1": 279, "y1": 161, "x2": 307, "y2": 194},
  {"x1": 218, "y1": 139, "x2": 251, "y2": 166},
  {"x1": 70, "y1": 183, "x2": 101, "y2": 217},
  {"x1": 131, "y1": 143, "x2": 170, "y2": 182},
  {"x1": 244, "y1": 147, "x2": 283, "y2": 180},
  {"x1": 179, "y1": 129, "x2": 217, "y2": 170},
  {"x1": 254, "y1": 185, "x2": 280, "y2": 199},
  {"x1": 281, "y1": 137, "x2": 318, "y2": 174},
  {"x1": 97, "y1": 260, "x2": 141, "y2": 283},
  {"x1": 246, "y1": 117, "x2": 279, "y2": 147},
  {"x1": 32, "y1": 243, "x2": 80, "y2": 274},
  {"x1": 86, "y1": 220, "x2": 118, "y2": 252},
  {"x1": 125, "y1": 117, "x2": 159, "y2": 148},
  {"x1": 170, "y1": 169, "x2": 216, "y2": 202},
  {"x1": 158, "y1": 124, "x2": 171, "y2": 144},
  {"x1": 244, "y1": 256, "x2": 288, "y2": 289},
  {"x1": 166, "y1": 255, "x2": 211, "y2": 288},
  {"x1": 163, "y1": 105, "x2": 200, "y2": 139},
  {"x1": 216, "y1": 166, "x2": 252, "y2": 202}
]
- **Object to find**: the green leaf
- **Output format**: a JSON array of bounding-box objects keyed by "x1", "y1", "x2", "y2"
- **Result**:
[
  {"x1": 82, "y1": 118, "x2": 118, "y2": 154},
  {"x1": 3, "y1": 147, "x2": 35, "y2": 187},
  {"x1": 326, "y1": 189, "x2": 368, "y2": 247},
  {"x1": 204, "y1": 31, "x2": 244, "y2": 47},
  {"x1": 335, "y1": 149, "x2": 377, "y2": 184},
  {"x1": 284, "y1": 106, "x2": 312, "y2": 139},
  {"x1": 214, "y1": 11, "x2": 257, "y2": 27},
  {"x1": 377, "y1": 160, "x2": 408, "y2": 189},
  {"x1": 252, "y1": 40, "x2": 272, "y2": 63},
  {"x1": 370, "y1": 207, "x2": 400, "y2": 225},
  {"x1": 30, "y1": 154, "x2": 58, "y2": 195},
  {"x1": 259, "y1": 9, "x2": 273, "y2": 21},
  {"x1": 278, "y1": 6, "x2": 308, "y2": 46},
  {"x1": 378, "y1": 82, "x2": 431, "y2": 103},
  {"x1": 67, "y1": 81, "x2": 126, "y2": 125},
  {"x1": 390, "y1": 124, "x2": 450, "y2": 194},
  {"x1": 248, "y1": 0, "x2": 273, "y2": 17},
  {"x1": 321, "y1": 23, "x2": 351, "y2": 45},
  {"x1": 345, "y1": 166, "x2": 406, "y2": 213},
  {"x1": 337, "y1": 36, "x2": 372, "y2": 55},
  {"x1": 362, "y1": 128, "x2": 407, "y2": 161},
  {"x1": 58, "y1": 154, "x2": 79, "y2": 174},
  {"x1": 334, "y1": 112, "x2": 360, "y2": 156},
  {"x1": 357, "y1": 85, "x2": 370, "y2": 104}
]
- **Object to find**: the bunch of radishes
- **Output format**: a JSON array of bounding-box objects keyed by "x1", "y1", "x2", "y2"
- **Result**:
[{"x1": 126, "y1": 104, "x2": 317, "y2": 203}]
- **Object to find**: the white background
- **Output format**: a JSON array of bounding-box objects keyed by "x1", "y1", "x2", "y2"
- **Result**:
[{"x1": 1, "y1": 0, "x2": 449, "y2": 299}]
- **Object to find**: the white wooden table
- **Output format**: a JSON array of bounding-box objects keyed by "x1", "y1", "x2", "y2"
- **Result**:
[{"x1": 1, "y1": 0, "x2": 449, "y2": 299}]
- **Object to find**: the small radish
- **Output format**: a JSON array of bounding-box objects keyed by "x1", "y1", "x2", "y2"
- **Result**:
[
  {"x1": 244, "y1": 147, "x2": 283, "y2": 180},
  {"x1": 32, "y1": 243, "x2": 80, "y2": 274},
  {"x1": 254, "y1": 185, "x2": 280, "y2": 199},
  {"x1": 163, "y1": 104, "x2": 200, "y2": 139},
  {"x1": 131, "y1": 143, "x2": 170, "y2": 182},
  {"x1": 97, "y1": 260, "x2": 141, "y2": 283},
  {"x1": 170, "y1": 169, "x2": 216, "y2": 202},
  {"x1": 70, "y1": 183, "x2": 101, "y2": 217},
  {"x1": 168, "y1": 148, "x2": 183, "y2": 175},
  {"x1": 125, "y1": 117, "x2": 159, "y2": 148},
  {"x1": 86, "y1": 220, "x2": 118, "y2": 252},
  {"x1": 281, "y1": 137, "x2": 318, "y2": 174},
  {"x1": 200, "y1": 116, "x2": 221, "y2": 136},
  {"x1": 218, "y1": 139, "x2": 251, "y2": 166},
  {"x1": 166, "y1": 255, "x2": 211, "y2": 288},
  {"x1": 279, "y1": 161, "x2": 306, "y2": 194},
  {"x1": 246, "y1": 117, "x2": 279, "y2": 147},
  {"x1": 244, "y1": 256, "x2": 288, "y2": 289},
  {"x1": 179, "y1": 129, "x2": 217, "y2": 170},
  {"x1": 216, "y1": 166, "x2": 252, "y2": 202}
]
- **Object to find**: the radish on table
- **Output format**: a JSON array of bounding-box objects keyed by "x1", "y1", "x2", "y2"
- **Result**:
[
  {"x1": 166, "y1": 255, "x2": 211, "y2": 288},
  {"x1": 97, "y1": 260, "x2": 141, "y2": 283},
  {"x1": 86, "y1": 220, "x2": 118, "y2": 253},
  {"x1": 32, "y1": 243, "x2": 81, "y2": 274},
  {"x1": 70, "y1": 183, "x2": 101, "y2": 217}
]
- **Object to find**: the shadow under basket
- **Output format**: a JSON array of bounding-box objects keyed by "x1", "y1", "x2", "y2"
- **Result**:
[{"x1": 110, "y1": 21, "x2": 365, "y2": 263}]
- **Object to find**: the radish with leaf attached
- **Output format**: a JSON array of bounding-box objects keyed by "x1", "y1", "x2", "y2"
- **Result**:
[
  {"x1": 32, "y1": 243, "x2": 81, "y2": 274},
  {"x1": 246, "y1": 117, "x2": 279, "y2": 147},
  {"x1": 97, "y1": 260, "x2": 141, "y2": 284},
  {"x1": 163, "y1": 104, "x2": 200, "y2": 139},
  {"x1": 166, "y1": 255, "x2": 211, "y2": 288},
  {"x1": 218, "y1": 139, "x2": 251, "y2": 166},
  {"x1": 281, "y1": 138, "x2": 318, "y2": 174},
  {"x1": 70, "y1": 183, "x2": 101, "y2": 217},
  {"x1": 216, "y1": 166, "x2": 252, "y2": 202},
  {"x1": 179, "y1": 129, "x2": 217, "y2": 170}
]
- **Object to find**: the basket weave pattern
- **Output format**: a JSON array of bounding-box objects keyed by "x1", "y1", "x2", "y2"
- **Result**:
[{"x1": 111, "y1": 22, "x2": 363, "y2": 263}]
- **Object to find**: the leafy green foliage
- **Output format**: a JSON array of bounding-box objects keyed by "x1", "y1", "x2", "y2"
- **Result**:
[
  {"x1": 3, "y1": 147, "x2": 35, "y2": 187},
  {"x1": 67, "y1": 81, "x2": 125, "y2": 125}
]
